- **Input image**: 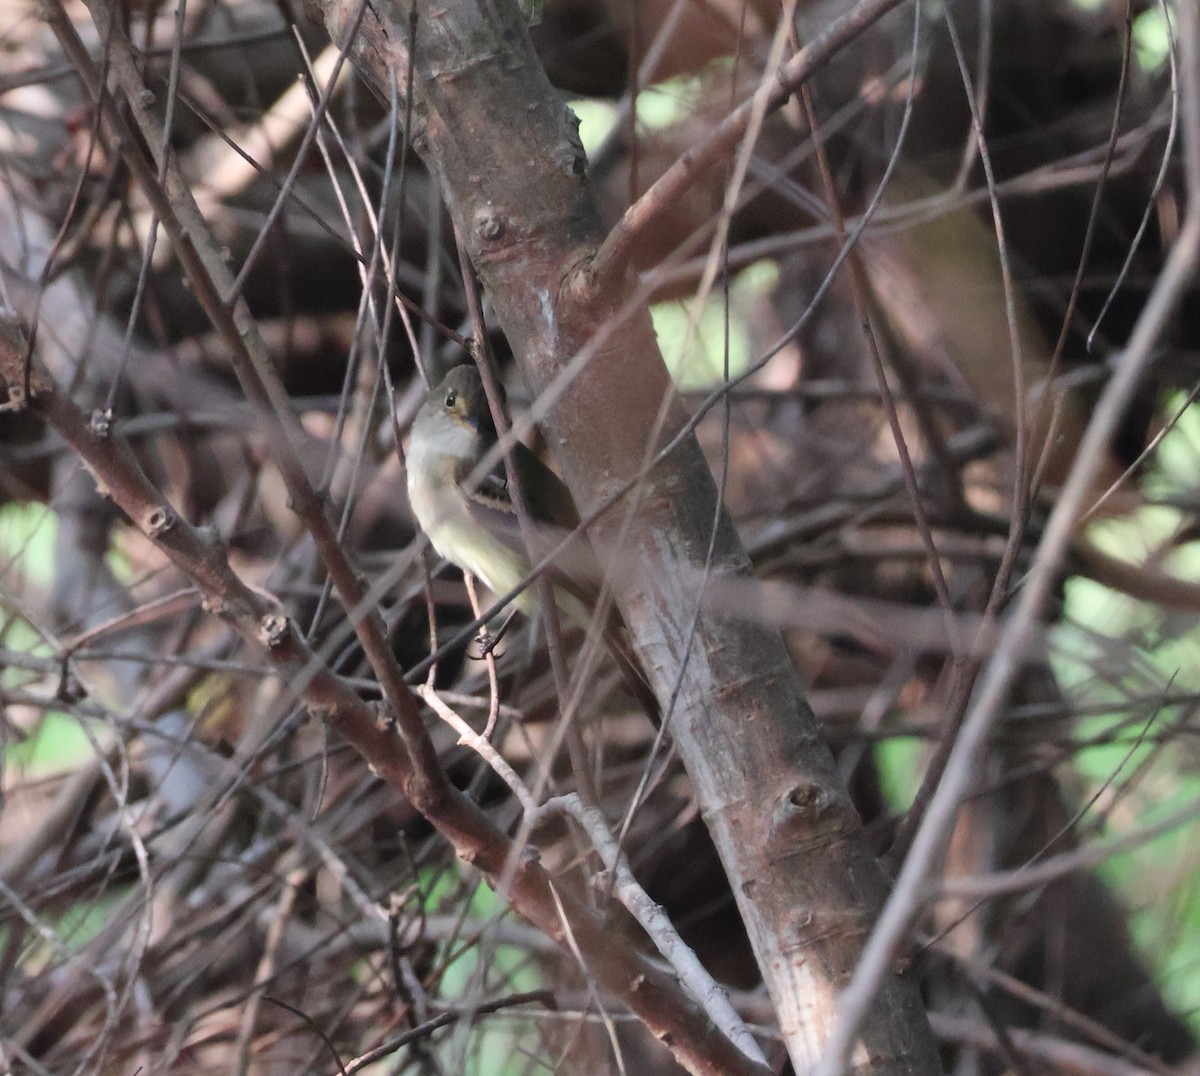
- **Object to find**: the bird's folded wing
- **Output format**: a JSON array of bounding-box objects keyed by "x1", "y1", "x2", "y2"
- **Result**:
[
  {"x1": 455, "y1": 447, "x2": 602, "y2": 612},
  {"x1": 460, "y1": 445, "x2": 661, "y2": 723}
]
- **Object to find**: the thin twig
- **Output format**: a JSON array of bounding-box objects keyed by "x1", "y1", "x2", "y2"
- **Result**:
[
  {"x1": 462, "y1": 573, "x2": 502, "y2": 739},
  {"x1": 343, "y1": 990, "x2": 557, "y2": 1073},
  {"x1": 815, "y1": 0, "x2": 1200, "y2": 1067},
  {"x1": 542, "y1": 794, "x2": 768, "y2": 1066},
  {"x1": 419, "y1": 685, "x2": 536, "y2": 817},
  {"x1": 590, "y1": 0, "x2": 912, "y2": 284}
]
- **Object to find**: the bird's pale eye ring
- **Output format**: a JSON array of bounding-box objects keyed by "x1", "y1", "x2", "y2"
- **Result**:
[{"x1": 445, "y1": 389, "x2": 457, "y2": 409}]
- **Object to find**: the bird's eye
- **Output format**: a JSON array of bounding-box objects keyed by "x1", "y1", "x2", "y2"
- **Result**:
[{"x1": 445, "y1": 389, "x2": 457, "y2": 409}]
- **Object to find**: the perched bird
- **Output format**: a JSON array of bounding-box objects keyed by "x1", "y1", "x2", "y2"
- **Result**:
[{"x1": 405, "y1": 364, "x2": 658, "y2": 721}]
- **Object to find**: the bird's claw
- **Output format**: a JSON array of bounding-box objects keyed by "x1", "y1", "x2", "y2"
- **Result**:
[
  {"x1": 470, "y1": 629, "x2": 505, "y2": 661},
  {"x1": 468, "y1": 610, "x2": 517, "y2": 661}
]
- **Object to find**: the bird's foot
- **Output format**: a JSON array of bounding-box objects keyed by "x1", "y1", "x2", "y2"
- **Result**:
[
  {"x1": 470, "y1": 627, "x2": 505, "y2": 661},
  {"x1": 469, "y1": 610, "x2": 518, "y2": 661}
]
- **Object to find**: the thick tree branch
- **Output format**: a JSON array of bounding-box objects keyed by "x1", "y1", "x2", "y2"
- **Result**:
[
  {"x1": 321, "y1": 0, "x2": 939, "y2": 1071},
  {"x1": 0, "y1": 284, "x2": 767, "y2": 1076}
]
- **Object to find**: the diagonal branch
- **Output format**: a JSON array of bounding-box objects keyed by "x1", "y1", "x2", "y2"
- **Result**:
[
  {"x1": 815, "y1": 0, "x2": 1200, "y2": 1067},
  {"x1": 0, "y1": 272, "x2": 768, "y2": 1076},
  {"x1": 320, "y1": 0, "x2": 940, "y2": 1071},
  {"x1": 590, "y1": 0, "x2": 912, "y2": 284}
]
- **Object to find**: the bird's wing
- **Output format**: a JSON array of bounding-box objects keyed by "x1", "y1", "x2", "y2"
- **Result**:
[
  {"x1": 509, "y1": 442, "x2": 581, "y2": 529},
  {"x1": 455, "y1": 445, "x2": 600, "y2": 610},
  {"x1": 460, "y1": 445, "x2": 661, "y2": 724}
]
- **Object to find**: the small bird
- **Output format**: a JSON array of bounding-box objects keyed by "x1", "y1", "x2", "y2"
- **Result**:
[{"x1": 405, "y1": 364, "x2": 658, "y2": 721}]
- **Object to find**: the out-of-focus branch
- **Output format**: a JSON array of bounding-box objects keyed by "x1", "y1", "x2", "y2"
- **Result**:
[
  {"x1": 321, "y1": 0, "x2": 940, "y2": 1070},
  {"x1": 0, "y1": 323, "x2": 771, "y2": 1076},
  {"x1": 929, "y1": 1012, "x2": 1160, "y2": 1076},
  {"x1": 423, "y1": 681, "x2": 765, "y2": 1063},
  {"x1": 816, "y1": 0, "x2": 1200, "y2": 1067},
  {"x1": 589, "y1": 0, "x2": 911, "y2": 285}
]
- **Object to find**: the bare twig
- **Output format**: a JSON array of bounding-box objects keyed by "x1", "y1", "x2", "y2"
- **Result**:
[
  {"x1": 591, "y1": 0, "x2": 912, "y2": 284},
  {"x1": 816, "y1": 0, "x2": 1200, "y2": 1067},
  {"x1": 541, "y1": 794, "x2": 767, "y2": 1066},
  {"x1": 343, "y1": 990, "x2": 556, "y2": 1073},
  {"x1": 0, "y1": 323, "x2": 771, "y2": 1076}
]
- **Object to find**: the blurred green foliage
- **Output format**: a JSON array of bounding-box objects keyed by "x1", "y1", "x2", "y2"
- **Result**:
[
  {"x1": 0, "y1": 503, "x2": 96, "y2": 775},
  {"x1": 0, "y1": 501, "x2": 56, "y2": 591},
  {"x1": 421, "y1": 868, "x2": 546, "y2": 1074},
  {"x1": 875, "y1": 735, "x2": 925, "y2": 814},
  {"x1": 651, "y1": 259, "x2": 778, "y2": 389},
  {"x1": 1054, "y1": 393, "x2": 1200, "y2": 1029}
]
